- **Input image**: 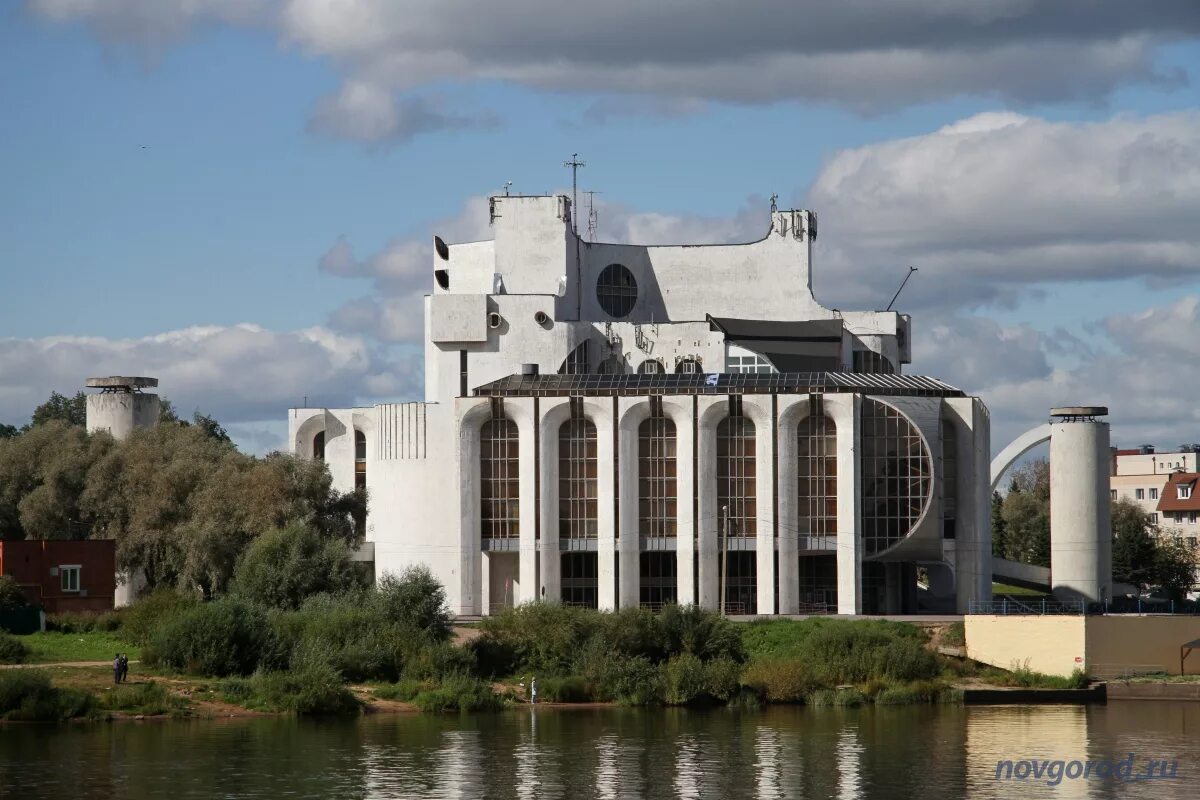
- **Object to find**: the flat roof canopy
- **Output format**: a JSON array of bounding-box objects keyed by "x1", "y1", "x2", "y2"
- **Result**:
[{"x1": 474, "y1": 372, "x2": 964, "y2": 398}]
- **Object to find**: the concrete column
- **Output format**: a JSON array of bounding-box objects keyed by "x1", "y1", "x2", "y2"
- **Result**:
[
  {"x1": 827, "y1": 394, "x2": 862, "y2": 615},
  {"x1": 946, "y1": 397, "x2": 993, "y2": 612},
  {"x1": 775, "y1": 397, "x2": 807, "y2": 615},
  {"x1": 673, "y1": 400, "x2": 697, "y2": 606},
  {"x1": 696, "y1": 398, "x2": 724, "y2": 610},
  {"x1": 745, "y1": 396, "x2": 776, "y2": 616},
  {"x1": 480, "y1": 552, "x2": 492, "y2": 616},
  {"x1": 508, "y1": 398, "x2": 539, "y2": 605},
  {"x1": 456, "y1": 402, "x2": 490, "y2": 616},
  {"x1": 1050, "y1": 416, "x2": 1112, "y2": 603},
  {"x1": 590, "y1": 399, "x2": 617, "y2": 611},
  {"x1": 616, "y1": 399, "x2": 645, "y2": 609},
  {"x1": 538, "y1": 400, "x2": 569, "y2": 602}
]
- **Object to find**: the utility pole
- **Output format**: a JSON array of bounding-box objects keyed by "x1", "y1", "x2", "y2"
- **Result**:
[
  {"x1": 720, "y1": 504, "x2": 729, "y2": 616},
  {"x1": 563, "y1": 154, "x2": 585, "y2": 234}
]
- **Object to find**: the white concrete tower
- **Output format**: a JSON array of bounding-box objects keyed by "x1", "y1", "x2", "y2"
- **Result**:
[
  {"x1": 85, "y1": 376, "x2": 160, "y2": 441},
  {"x1": 1048, "y1": 406, "x2": 1112, "y2": 603}
]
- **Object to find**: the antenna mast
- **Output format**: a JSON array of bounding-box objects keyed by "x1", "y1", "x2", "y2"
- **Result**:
[
  {"x1": 584, "y1": 190, "x2": 601, "y2": 241},
  {"x1": 886, "y1": 266, "x2": 918, "y2": 312},
  {"x1": 563, "y1": 153, "x2": 585, "y2": 234}
]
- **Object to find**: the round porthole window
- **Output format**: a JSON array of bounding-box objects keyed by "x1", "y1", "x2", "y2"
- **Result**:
[{"x1": 596, "y1": 264, "x2": 637, "y2": 318}]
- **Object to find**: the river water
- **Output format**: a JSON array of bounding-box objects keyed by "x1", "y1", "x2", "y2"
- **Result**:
[{"x1": 2, "y1": 703, "x2": 1197, "y2": 799}]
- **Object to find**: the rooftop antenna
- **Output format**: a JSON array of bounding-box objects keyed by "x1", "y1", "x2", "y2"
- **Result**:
[
  {"x1": 563, "y1": 153, "x2": 585, "y2": 234},
  {"x1": 584, "y1": 190, "x2": 601, "y2": 241},
  {"x1": 504, "y1": 181, "x2": 512, "y2": 196},
  {"x1": 770, "y1": 193, "x2": 778, "y2": 213},
  {"x1": 885, "y1": 266, "x2": 918, "y2": 312}
]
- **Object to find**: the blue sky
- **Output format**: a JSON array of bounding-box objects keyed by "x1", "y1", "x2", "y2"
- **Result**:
[{"x1": 3, "y1": 2, "x2": 1200, "y2": 453}]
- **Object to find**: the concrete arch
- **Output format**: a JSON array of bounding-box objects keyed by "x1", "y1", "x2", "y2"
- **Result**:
[
  {"x1": 862, "y1": 397, "x2": 936, "y2": 562},
  {"x1": 294, "y1": 413, "x2": 327, "y2": 459},
  {"x1": 990, "y1": 423, "x2": 1052, "y2": 493}
]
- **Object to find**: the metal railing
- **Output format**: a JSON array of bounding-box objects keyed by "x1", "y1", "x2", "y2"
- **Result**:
[
  {"x1": 969, "y1": 599, "x2": 1084, "y2": 615},
  {"x1": 796, "y1": 602, "x2": 835, "y2": 615}
]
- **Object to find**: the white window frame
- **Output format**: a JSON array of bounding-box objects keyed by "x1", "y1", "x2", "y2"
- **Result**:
[
  {"x1": 1136, "y1": 488, "x2": 1145, "y2": 500},
  {"x1": 1180, "y1": 485, "x2": 1193, "y2": 500},
  {"x1": 60, "y1": 565, "x2": 81, "y2": 593},
  {"x1": 1150, "y1": 487, "x2": 1159, "y2": 500},
  {"x1": 1190, "y1": 512, "x2": 1197, "y2": 525},
  {"x1": 1150, "y1": 513, "x2": 1159, "y2": 524}
]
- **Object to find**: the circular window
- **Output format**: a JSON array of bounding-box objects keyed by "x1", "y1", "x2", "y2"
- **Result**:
[{"x1": 596, "y1": 264, "x2": 637, "y2": 318}]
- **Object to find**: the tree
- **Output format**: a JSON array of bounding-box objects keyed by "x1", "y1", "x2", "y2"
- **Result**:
[
  {"x1": 30, "y1": 391, "x2": 87, "y2": 428},
  {"x1": 0, "y1": 424, "x2": 18, "y2": 440},
  {"x1": 990, "y1": 490, "x2": 1008, "y2": 558},
  {"x1": 995, "y1": 459, "x2": 1051, "y2": 566},
  {"x1": 193, "y1": 412, "x2": 231, "y2": 444},
  {"x1": 1153, "y1": 537, "x2": 1198, "y2": 602},
  {"x1": 376, "y1": 565, "x2": 452, "y2": 642},
  {"x1": 231, "y1": 522, "x2": 363, "y2": 609},
  {"x1": 1111, "y1": 499, "x2": 1159, "y2": 588}
]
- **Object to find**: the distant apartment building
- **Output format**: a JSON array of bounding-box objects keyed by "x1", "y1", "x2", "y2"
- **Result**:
[{"x1": 1110, "y1": 445, "x2": 1200, "y2": 549}]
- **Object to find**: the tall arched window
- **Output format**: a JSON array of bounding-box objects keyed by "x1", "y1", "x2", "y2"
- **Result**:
[
  {"x1": 354, "y1": 430, "x2": 367, "y2": 491},
  {"x1": 481, "y1": 417, "x2": 520, "y2": 539},
  {"x1": 861, "y1": 399, "x2": 932, "y2": 555},
  {"x1": 717, "y1": 410, "x2": 756, "y2": 537},
  {"x1": 797, "y1": 413, "x2": 837, "y2": 550},
  {"x1": 559, "y1": 415, "x2": 598, "y2": 538},
  {"x1": 638, "y1": 411, "x2": 677, "y2": 536},
  {"x1": 312, "y1": 431, "x2": 325, "y2": 461}
]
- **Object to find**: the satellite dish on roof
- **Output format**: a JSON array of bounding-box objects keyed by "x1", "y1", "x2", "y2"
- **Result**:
[{"x1": 434, "y1": 235, "x2": 450, "y2": 261}]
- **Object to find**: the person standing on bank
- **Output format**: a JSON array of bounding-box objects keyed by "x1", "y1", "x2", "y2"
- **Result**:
[
  {"x1": 113, "y1": 654, "x2": 122, "y2": 685},
  {"x1": 119, "y1": 653, "x2": 129, "y2": 683}
]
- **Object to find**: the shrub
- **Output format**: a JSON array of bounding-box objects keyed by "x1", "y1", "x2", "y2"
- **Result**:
[
  {"x1": 874, "y1": 685, "x2": 919, "y2": 705},
  {"x1": 0, "y1": 575, "x2": 28, "y2": 610},
  {"x1": 150, "y1": 598, "x2": 280, "y2": 676},
  {"x1": 741, "y1": 659, "x2": 814, "y2": 703},
  {"x1": 704, "y1": 657, "x2": 743, "y2": 702},
  {"x1": 121, "y1": 588, "x2": 199, "y2": 646},
  {"x1": 99, "y1": 681, "x2": 186, "y2": 716},
  {"x1": 664, "y1": 653, "x2": 708, "y2": 705},
  {"x1": 806, "y1": 687, "x2": 867, "y2": 708},
  {"x1": 374, "y1": 679, "x2": 427, "y2": 702},
  {"x1": 0, "y1": 669, "x2": 51, "y2": 713},
  {"x1": 46, "y1": 610, "x2": 122, "y2": 634},
  {"x1": 376, "y1": 566, "x2": 452, "y2": 643},
  {"x1": 0, "y1": 632, "x2": 29, "y2": 664},
  {"x1": 232, "y1": 522, "x2": 364, "y2": 610},
  {"x1": 659, "y1": 605, "x2": 745, "y2": 662},
  {"x1": 411, "y1": 676, "x2": 503, "y2": 713},
  {"x1": 595, "y1": 607, "x2": 668, "y2": 662},
  {"x1": 539, "y1": 675, "x2": 591, "y2": 703},
  {"x1": 1001, "y1": 664, "x2": 1089, "y2": 689},
  {"x1": 274, "y1": 593, "x2": 405, "y2": 682},
  {"x1": 583, "y1": 652, "x2": 662, "y2": 706},
  {"x1": 942, "y1": 622, "x2": 966, "y2": 647},
  {"x1": 403, "y1": 642, "x2": 477, "y2": 682},
  {"x1": 248, "y1": 661, "x2": 361, "y2": 716},
  {"x1": 0, "y1": 670, "x2": 97, "y2": 721},
  {"x1": 476, "y1": 603, "x2": 597, "y2": 676},
  {"x1": 758, "y1": 619, "x2": 936, "y2": 685}
]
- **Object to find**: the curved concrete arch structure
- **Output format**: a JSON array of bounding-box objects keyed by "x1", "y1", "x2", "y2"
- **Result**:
[{"x1": 990, "y1": 423, "x2": 1052, "y2": 492}]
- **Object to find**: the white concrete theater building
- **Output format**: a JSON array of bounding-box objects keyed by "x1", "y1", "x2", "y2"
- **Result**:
[{"x1": 288, "y1": 195, "x2": 992, "y2": 616}]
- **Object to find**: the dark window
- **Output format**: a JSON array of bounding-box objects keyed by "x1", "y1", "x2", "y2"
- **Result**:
[
  {"x1": 639, "y1": 415, "x2": 677, "y2": 536},
  {"x1": 718, "y1": 551, "x2": 756, "y2": 615},
  {"x1": 637, "y1": 359, "x2": 665, "y2": 375},
  {"x1": 797, "y1": 554, "x2": 837, "y2": 613},
  {"x1": 798, "y1": 413, "x2": 837, "y2": 550},
  {"x1": 562, "y1": 552, "x2": 598, "y2": 608},
  {"x1": 861, "y1": 399, "x2": 931, "y2": 555},
  {"x1": 675, "y1": 357, "x2": 701, "y2": 374},
  {"x1": 313, "y1": 431, "x2": 325, "y2": 461},
  {"x1": 941, "y1": 418, "x2": 957, "y2": 539},
  {"x1": 717, "y1": 414, "x2": 756, "y2": 537},
  {"x1": 596, "y1": 264, "x2": 638, "y2": 318},
  {"x1": 558, "y1": 341, "x2": 590, "y2": 375},
  {"x1": 482, "y1": 417, "x2": 520, "y2": 539},
  {"x1": 559, "y1": 417, "x2": 598, "y2": 538},
  {"x1": 639, "y1": 552, "x2": 677, "y2": 609},
  {"x1": 355, "y1": 430, "x2": 367, "y2": 461}
]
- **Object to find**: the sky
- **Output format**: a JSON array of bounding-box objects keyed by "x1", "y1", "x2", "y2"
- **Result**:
[{"x1": 2, "y1": 1, "x2": 1200, "y2": 456}]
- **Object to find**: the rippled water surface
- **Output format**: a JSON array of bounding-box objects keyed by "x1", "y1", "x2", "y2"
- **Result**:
[{"x1": 2, "y1": 703, "x2": 1198, "y2": 799}]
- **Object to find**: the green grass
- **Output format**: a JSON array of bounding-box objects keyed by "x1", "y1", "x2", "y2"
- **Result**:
[
  {"x1": 97, "y1": 681, "x2": 190, "y2": 717},
  {"x1": 980, "y1": 665, "x2": 1090, "y2": 689},
  {"x1": 991, "y1": 582, "x2": 1050, "y2": 597},
  {"x1": 19, "y1": 631, "x2": 140, "y2": 664}
]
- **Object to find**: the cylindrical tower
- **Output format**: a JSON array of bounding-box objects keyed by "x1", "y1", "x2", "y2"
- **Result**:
[
  {"x1": 85, "y1": 376, "x2": 160, "y2": 441},
  {"x1": 1049, "y1": 406, "x2": 1111, "y2": 603}
]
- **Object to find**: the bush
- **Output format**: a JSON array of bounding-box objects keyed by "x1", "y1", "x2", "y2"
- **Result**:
[
  {"x1": 704, "y1": 657, "x2": 743, "y2": 702},
  {"x1": 99, "y1": 681, "x2": 186, "y2": 716},
  {"x1": 874, "y1": 685, "x2": 919, "y2": 705},
  {"x1": 46, "y1": 610, "x2": 122, "y2": 634},
  {"x1": 150, "y1": 598, "x2": 281, "y2": 676},
  {"x1": 475, "y1": 603, "x2": 596, "y2": 676},
  {"x1": 374, "y1": 679, "x2": 427, "y2": 702},
  {"x1": 750, "y1": 619, "x2": 936, "y2": 685},
  {"x1": 247, "y1": 661, "x2": 361, "y2": 716},
  {"x1": 273, "y1": 593, "x2": 406, "y2": 682},
  {"x1": 121, "y1": 588, "x2": 199, "y2": 646},
  {"x1": 741, "y1": 659, "x2": 814, "y2": 703},
  {"x1": 0, "y1": 669, "x2": 97, "y2": 721},
  {"x1": 660, "y1": 605, "x2": 745, "y2": 662},
  {"x1": 539, "y1": 675, "x2": 591, "y2": 703},
  {"x1": 0, "y1": 575, "x2": 28, "y2": 610},
  {"x1": 232, "y1": 522, "x2": 365, "y2": 610},
  {"x1": 403, "y1": 642, "x2": 477, "y2": 682},
  {"x1": 942, "y1": 622, "x2": 966, "y2": 647},
  {"x1": 664, "y1": 653, "x2": 708, "y2": 705},
  {"x1": 0, "y1": 632, "x2": 29, "y2": 664},
  {"x1": 999, "y1": 664, "x2": 1089, "y2": 689},
  {"x1": 411, "y1": 676, "x2": 503, "y2": 712},
  {"x1": 583, "y1": 652, "x2": 662, "y2": 706},
  {"x1": 806, "y1": 687, "x2": 866, "y2": 707},
  {"x1": 376, "y1": 566, "x2": 452, "y2": 643}
]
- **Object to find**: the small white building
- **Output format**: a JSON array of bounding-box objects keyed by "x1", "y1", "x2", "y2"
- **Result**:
[{"x1": 288, "y1": 195, "x2": 993, "y2": 616}]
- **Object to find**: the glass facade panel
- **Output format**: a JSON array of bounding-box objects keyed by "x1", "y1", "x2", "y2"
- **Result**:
[
  {"x1": 861, "y1": 399, "x2": 932, "y2": 555},
  {"x1": 638, "y1": 415, "x2": 677, "y2": 536},
  {"x1": 481, "y1": 417, "x2": 520, "y2": 538},
  {"x1": 559, "y1": 417, "x2": 599, "y2": 538},
  {"x1": 562, "y1": 552, "x2": 599, "y2": 607},
  {"x1": 717, "y1": 413, "x2": 756, "y2": 537},
  {"x1": 797, "y1": 413, "x2": 837, "y2": 550}
]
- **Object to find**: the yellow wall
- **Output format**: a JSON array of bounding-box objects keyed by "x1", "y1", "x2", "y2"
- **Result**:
[
  {"x1": 1085, "y1": 616, "x2": 1200, "y2": 676},
  {"x1": 966, "y1": 615, "x2": 1200, "y2": 677},
  {"x1": 966, "y1": 616, "x2": 1086, "y2": 676}
]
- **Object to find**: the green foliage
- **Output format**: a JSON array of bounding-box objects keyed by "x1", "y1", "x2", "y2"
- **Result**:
[
  {"x1": 120, "y1": 588, "x2": 199, "y2": 646},
  {"x1": 20, "y1": 631, "x2": 139, "y2": 663},
  {"x1": 942, "y1": 622, "x2": 966, "y2": 647},
  {"x1": 411, "y1": 676, "x2": 504, "y2": 712},
  {"x1": 373, "y1": 679, "x2": 428, "y2": 702},
  {"x1": 0, "y1": 424, "x2": 18, "y2": 440},
  {"x1": 580, "y1": 651, "x2": 663, "y2": 706},
  {"x1": 46, "y1": 610, "x2": 122, "y2": 633},
  {"x1": 0, "y1": 632, "x2": 29, "y2": 664},
  {"x1": 1112, "y1": 498, "x2": 1159, "y2": 587},
  {"x1": 658, "y1": 604, "x2": 745, "y2": 662},
  {"x1": 990, "y1": 490, "x2": 1007, "y2": 558},
  {"x1": 1153, "y1": 536, "x2": 1199, "y2": 601},
  {"x1": 999, "y1": 463, "x2": 1051, "y2": 566},
  {"x1": 245, "y1": 661, "x2": 361, "y2": 716},
  {"x1": 30, "y1": 391, "x2": 87, "y2": 428},
  {"x1": 538, "y1": 675, "x2": 591, "y2": 703},
  {"x1": 232, "y1": 522, "x2": 364, "y2": 610},
  {"x1": 663, "y1": 653, "x2": 707, "y2": 705},
  {"x1": 192, "y1": 412, "x2": 231, "y2": 444},
  {"x1": 704, "y1": 657, "x2": 743, "y2": 702},
  {"x1": 0, "y1": 575, "x2": 28, "y2": 610},
  {"x1": 98, "y1": 681, "x2": 188, "y2": 716},
  {"x1": 992, "y1": 664, "x2": 1090, "y2": 690},
  {"x1": 150, "y1": 598, "x2": 281, "y2": 676},
  {"x1": 375, "y1": 566, "x2": 453, "y2": 642},
  {"x1": 741, "y1": 659, "x2": 815, "y2": 703},
  {"x1": 0, "y1": 669, "x2": 97, "y2": 721}
]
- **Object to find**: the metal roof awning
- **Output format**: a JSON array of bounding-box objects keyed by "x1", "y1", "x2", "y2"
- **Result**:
[
  {"x1": 473, "y1": 372, "x2": 965, "y2": 398},
  {"x1": 708, "y1": 316, "x2": 844, "y2": 372}
]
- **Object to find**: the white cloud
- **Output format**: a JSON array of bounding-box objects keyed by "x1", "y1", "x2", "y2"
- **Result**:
[
  {"x1": 306, "y1": 82, "x2": 498, "y2": 145},
  {"x1": 0, "y1": 324, "x2": 416, "y2": 452},
  {"x1": 27, "y1": 1, "x2": 1200, "y2": 139}
]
